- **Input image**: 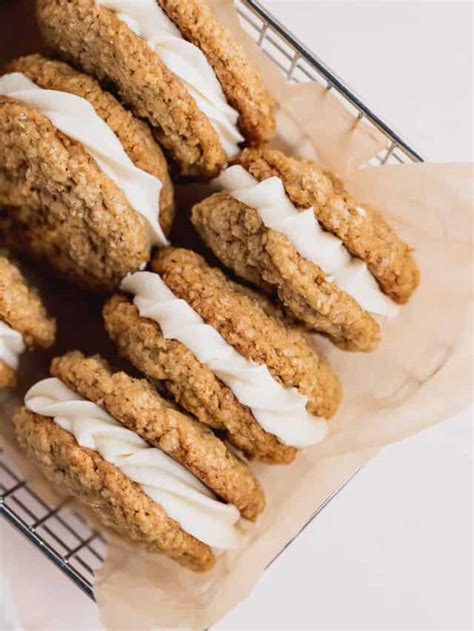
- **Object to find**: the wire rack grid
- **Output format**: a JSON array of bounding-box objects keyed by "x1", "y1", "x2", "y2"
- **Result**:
[{"x1": 0, "y1": 0, "x2": 422, "y2": 605}]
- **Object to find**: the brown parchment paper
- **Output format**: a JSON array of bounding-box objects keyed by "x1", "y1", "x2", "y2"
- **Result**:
[{"x1": 0, "y1": 1, "x2": 472, "y2": 629}]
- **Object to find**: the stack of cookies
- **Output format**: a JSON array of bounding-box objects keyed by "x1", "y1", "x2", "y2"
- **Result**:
[{"x1": 1, "y1": 0, "x2": 419, "y2": 571}]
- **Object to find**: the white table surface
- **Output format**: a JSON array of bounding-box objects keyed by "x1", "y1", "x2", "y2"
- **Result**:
[{"x1": 1, "y1": 2, "x2": 472, "y2": 630}]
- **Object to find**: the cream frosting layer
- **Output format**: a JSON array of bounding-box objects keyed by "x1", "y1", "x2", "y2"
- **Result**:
[
  {"x1": 121, "y1": 272, "x2": 328, "y2": 448},
  {"x1": 0, "y1": 320, "x2": 25, "y2": 370},
  {"x1": 25, "y1": 377, "x2": 242, "y2": 549},
  {"x1": 97, "y1": 0, "x2": 244, "y2": 159},
  {"x1": 215, "y1": 165, "x2": 399, "y2": 318},
  {"x1": 0, "y1": 72, "x2": 168, "y2": 247}
]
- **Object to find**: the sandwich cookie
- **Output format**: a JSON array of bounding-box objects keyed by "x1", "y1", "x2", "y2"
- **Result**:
[
  {"x1": 104, "y1": 248, "x2": 341, "y2": 464},
  {"x1": 0, "y1": 55, "x2": 174, "y2": 291},
  {"x1": 13, "y1": 351, "x2": 265, "y2": 571},
  {"x1": 192, "y1": 148, "x2": 420, "y2": 352},
  {"x1": 36, "y1": 0, "x2": 275, "y2": 178},
  {"x1": 0, "y1": 255, "x2": 55, "y2": 389}
]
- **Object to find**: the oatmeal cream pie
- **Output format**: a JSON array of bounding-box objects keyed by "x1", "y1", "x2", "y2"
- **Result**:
[
  {"x1": 0, "y1": 255, "x2": 55, "y2": 389},
  {"x1": 13, "y1": 351, "x2": 265, "y2": 571},
  {"x1": 36, "y1": 0, "x2": 275, "y2": 178},
  {"x1": 192, "y1": 147, "x2": 420, "y2": 352},
  {"x1": 103, "y1": 248, "x2": 341, "y2": 465},
  {"x1": 0, "y1": 54, "x2": 174, "y2": 291}
]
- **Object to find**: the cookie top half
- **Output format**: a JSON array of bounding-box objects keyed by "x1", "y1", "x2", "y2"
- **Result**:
[
  {"x1": 0, "y1": 255, "x2": 55, "y2": 388},
  {"x1": 36, "y1": 0, "x2": 275, "y2": 177},
  {"x1": 104, "y1": 248, "x2": 341, "y2": 464},
  {"x1": 14, "y1": 350, "x2": 266, "y2": 570},
  {"x1": 192, "y1": 148, "x2": 420, "y2": 352},
  {"x1": 0, "y1": 54, "x2": 174, "y2": 290}
]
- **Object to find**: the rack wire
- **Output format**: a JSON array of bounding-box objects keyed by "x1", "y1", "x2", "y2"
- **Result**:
[
  {"x1": 0, "y1": 0, "x2": 422, "y2": 605},
  {"x1": 238, "y1": 0, "x2": 423, "y2": 166},
  {"x1": 1, "y1": 456, "x2": 106, "y2": 599}
]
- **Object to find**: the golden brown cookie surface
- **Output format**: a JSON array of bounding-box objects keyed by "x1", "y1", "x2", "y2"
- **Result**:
[
  {"x1": 236, "y1": 148, "x2": 420, "y2": 304},
  {"x1": 0, "y1": 359, "x2": 16, "y2": 389},
  {"x1": 191, "y1": 192, "x2": 381, "y2": 352},
  {"x1": 36, "y1": 0, "x2": 275, "y2": 177},
  {"x1": 104, "y1": 248, "x2": 341, "y2": 463},
  {"x1": 0, "y1": 254, "x2": 55, "y2": 348},
  {"x1": 51, "y1": 351, "x2": 265, "y2": 520},
  {"x1": 154, "y1": 248, "x2": 341, "y2": 417},
  {"x1": 157, "y1": 0, "x2": 275, "y2": 144},
  {"x1": 192, "y1": 148, "x2": 420, "y2": 350},
  {"x1": 0, "y1": 54, "x2": 175, "y2": 290},
  {"x1": 0, "y1": 97, "x2": 149, "y2": 290},
  {"x1": 13, "y1": 406, "x2": 214, "y2": 571},
  {"x1": 104, "y1": 292, "x2": 297, "y2": 464},
  {"x1": 5, "y1": 54, "x2": 174, "y2": 235}
]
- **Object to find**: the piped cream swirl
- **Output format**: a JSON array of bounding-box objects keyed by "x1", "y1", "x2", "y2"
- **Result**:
[
  {"x1": 96, "y1": 0, "x2": 244, "y2": 159},
  {"x1": 214, "y1": 165, "x2": 399, "y2": 318},
  {"x1": 25, "y1": 377, "x2": 242, "y2": 549},
  {"x1": 0, "y1": 321, "x2": 25, "y2": 370},
  {"x1": 121, "y1": 272, "x2": 328, "y2": 448},
  {"x1": 0, "y1": 72, "x2": 167, "y2": 247}
]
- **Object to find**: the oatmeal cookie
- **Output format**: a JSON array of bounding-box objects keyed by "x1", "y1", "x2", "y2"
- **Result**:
[
  {"x1": 236, "y1": 148, "x2": 419, "y2": 303},
  {"x1": 191, "y1": 148, "x2": 420, "y2": 351},
  {"x1": 36, "y1": 0, "x2": 275, "y2": 177},
  {"x1": 14, "y1": 407, "x2": 214, "y2": 571},
  {"x1": 13, "y1": 350, "x2": 265, "y2": 570},
  {"x1": 0, "y1": 55, "x2": 174, "y2": 290},
  {"x1": 51, "y1": 351, "x2": 265, "y2": 520},
  {"x1": 0, "y1": 255, "x2": 55, "y2": 388},
  {"x1": 104, "y1": 248, "x2": 341, "y2": 463}
]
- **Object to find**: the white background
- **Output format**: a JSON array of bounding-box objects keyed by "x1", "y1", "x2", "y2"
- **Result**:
[{"x1": 1, "y1": 1, "x2": 472, "y2": 629}]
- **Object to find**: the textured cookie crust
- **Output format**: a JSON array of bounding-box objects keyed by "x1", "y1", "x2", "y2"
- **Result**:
[
  {"x1": 0, "y1": 255, "x2": 55, "y2": 347},
  {"x1": 36, "y1": 0, "x2": 226, "y2": 177},
  {"x1": 154, "y1": 248, "x2": 341, "y2": 414},
  {"x1": 192, "y1": 193, "x2": 381, "y2": 352},
  {"x1": 13, "y1": 406, "x2": 214, "y2": 571},
  {"x1": 4, "y1": 54, "x2": 174, "y2": 235},
  {"x1": 104, "y1": 292, "x2": 296, "y2": 464},
  {"x1": 0, "y1": 97, "x2": 149, "y2": 291},
  {"x1": 0, "y1": 360, "x2": 16, "y2": 389},
  {"x1": 51, "y1": 351, "x2": 265, "y2": 520},
  {"x1": 157, "y1": 0, "x2": 275, "y2": 144},
  {"x1": 236, "y1": 148, "x2": 420, "y2": 304},
  {"x1": 104, "y1": 247, "x2": 340, "y2": 462}
]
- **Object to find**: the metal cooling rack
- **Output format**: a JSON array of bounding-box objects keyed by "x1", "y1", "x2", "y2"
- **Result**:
[
  {"x1": 239, "y1": 0, "x2": 423, "y2": 165},
  {"x1": 0, "y1": 0, "x2": 422, "y2": 604},
  {"x1": 1, "y1": 456, "x2": 106, "y2": 599}
]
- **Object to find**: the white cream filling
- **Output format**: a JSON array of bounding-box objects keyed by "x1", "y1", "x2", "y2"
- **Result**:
[
  {"x1": 96, "y1": 0, "x2": 244, "y2": 159},
  {"x1": 214, "y1": 165, "x2": 399, "y2": 318},
  {"x1": 25, "y1": 377, "x2": 243, "y2": 549},
  {"x1": 0, "y1": 321, "x2": 25, "y2": 370},
  {"x1": 0, "y1": 72, "x2": 168, "y2": 247},
  {"x1": 121, "y1": 272, "x2": 328, "y2": 448}
]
